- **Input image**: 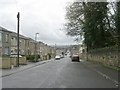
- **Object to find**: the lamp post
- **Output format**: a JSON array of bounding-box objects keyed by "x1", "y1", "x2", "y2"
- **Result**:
[
  {"x1": 35, "y1": 33, "x2": 39, "y2": 62},
  {"x1": 17, "y1": 12, "x2": 20, "y2": 67},
  {"x1": 55, "y1": 44, "x2": 56, "y2": 56}
]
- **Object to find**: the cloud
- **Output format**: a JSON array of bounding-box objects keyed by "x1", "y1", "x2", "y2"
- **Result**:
[{"x1": 0, "y1": 0, "x2": 77, "y2": 45}]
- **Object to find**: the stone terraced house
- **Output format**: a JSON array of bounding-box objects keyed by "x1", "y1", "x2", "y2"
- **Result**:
[{"x1": 0, "y1": 26, "x2": 56, "y2": 69}]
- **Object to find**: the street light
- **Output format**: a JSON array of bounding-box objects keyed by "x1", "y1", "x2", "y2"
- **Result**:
[
  {"x1": 17, "y1": 12, "x2": 20, "y2": 67},
  {"x1": 35, "y1": 33, "x2": 39, "y2": 62},
  {"x1": 55, "y1": 44, "x2": 56, "y2": 56}
]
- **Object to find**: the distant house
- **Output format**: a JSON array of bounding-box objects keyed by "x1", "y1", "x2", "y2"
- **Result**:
[{"x1": 56, "y1": 48, "x2": 64, "y2": 56}]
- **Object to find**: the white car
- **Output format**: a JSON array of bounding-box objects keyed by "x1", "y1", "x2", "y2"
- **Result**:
[
  {"x1": 60, "y1": 54, "x2": 64, "y2": 58},
  {"x1": 55, "y1": 55, "x2": 61, "y2": 60}
]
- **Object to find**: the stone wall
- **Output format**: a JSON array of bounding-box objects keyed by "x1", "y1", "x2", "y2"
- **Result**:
[
  {"x1": 11, "y1": 56, "x2": 27, "y2": 67},
  {"x1": 2, "y1": 57, "x2": 11, "y2": 69},
  {"x1": 80, "y1": 47, "x2": 120, "y2": 68}
]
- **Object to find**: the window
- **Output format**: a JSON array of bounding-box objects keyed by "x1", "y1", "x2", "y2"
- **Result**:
[
  {"x1": 5, "y1": 47, "x2": 9, "y2": 55},
  {"x1": 0, "y1": 32, "x2": 2, "y2": 42},
  {"x1": 20, "y1": 39, "x2": 22, "y2": 47},
  {"x1": 11, "y1": 37, "x2": 13, "y2": 46},
  {"x1": 15, "y1": 49, "x2": 17, "y2": 54},
  {"x1": 0, "y1": 32, "x2": 2, "y2": 47},
  {"x1": 4, "y1": 33, "x2": 10, "y2": 55},
  {"x1": 5, "y1": 34, "x2": 9, "y2": 43},
  {"x1": 0, "y1": 48, "x2": 2, "y2": 55},
  {"x1": 13, "y1": 37, "x2": 17, "y2": 46}
]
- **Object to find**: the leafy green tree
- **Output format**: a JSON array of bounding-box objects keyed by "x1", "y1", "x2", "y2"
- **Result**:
[
  {"x1": 65, "y1": 2, "x2": 117, "y2": 50},
  {"x1": 116, "y1": 2, "x2": 120, "y2": 45},
  {"x1": 84, "y1": 2, "x2": 109, "y2": 49}
]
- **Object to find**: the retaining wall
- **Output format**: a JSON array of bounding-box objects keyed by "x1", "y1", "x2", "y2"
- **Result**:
[{"x1": 80, "y1": 47, "x2": 120, "y2": 68}]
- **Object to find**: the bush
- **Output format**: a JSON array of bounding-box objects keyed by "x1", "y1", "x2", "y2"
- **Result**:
[
  {"x1": 27, "y1": 55, "x2": 41, "y2": 62},
  {"x1": 26, "y1": 55, "x2": 30, "y2": 60},
  {"x1": 30, "y1": 55, "x2": 35, "y2": 60},
  {"x1": 26, "y1": 55, "x2": 35, "y2": 62},
  {"x1": 37, "y1": 55, "x2": 40, "y2": 59}
]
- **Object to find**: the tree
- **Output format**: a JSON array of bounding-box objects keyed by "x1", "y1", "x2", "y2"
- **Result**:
[
  {"x1": 65, "y1": 2, "x2": 84, "y2": 40},
  {"x1": 65, "y1": 2, "x2": 117, "y2": 50},
  {"x1": 84, "y1": 2, "x2": 109, "y2": 49},
  {"x1": 116, "y1": 1, "x2": 120, "y2": 46}
]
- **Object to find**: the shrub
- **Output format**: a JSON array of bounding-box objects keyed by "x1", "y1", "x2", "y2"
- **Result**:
[
  {"x1": 27, "y1": 55, "x2": 41, "y2": 62},
  {"x1": 26, "y1": 55, "x2": 30, "y2": 60},
  {"x1": 26, "y1": 55, "x2": 35, "y2": 62}
]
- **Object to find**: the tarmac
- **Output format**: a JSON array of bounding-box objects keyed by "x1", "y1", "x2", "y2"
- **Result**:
[{"x1": 0, "y1": 58, "x2": 119, "y2": 87}]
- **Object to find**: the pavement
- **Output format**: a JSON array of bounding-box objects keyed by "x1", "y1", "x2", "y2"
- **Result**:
[
  {"x1": 80, "y1": 59, "x2": 119, "y2": 85},
  {"x1": 1, "y1": 59, "x2": 54, "y2": 77}
]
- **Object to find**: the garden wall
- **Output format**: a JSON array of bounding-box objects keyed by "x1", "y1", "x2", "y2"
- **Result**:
[{"x1": 80, "y1": 47, "x2": 120, "y2": 68}]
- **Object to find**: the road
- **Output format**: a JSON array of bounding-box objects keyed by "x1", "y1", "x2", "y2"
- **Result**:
[{"x1": 2, "y1": 56, "x2": 117, "y2": 88}]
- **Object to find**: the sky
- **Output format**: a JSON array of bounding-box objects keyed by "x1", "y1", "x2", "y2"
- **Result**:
[{"x1": 0, "y1": 0, "x2": 80, "y2": 46}]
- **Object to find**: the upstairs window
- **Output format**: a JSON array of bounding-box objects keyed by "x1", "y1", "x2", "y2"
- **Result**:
[
  {"x1": 0, "y1": 32, "x2": 2, "y2": 47},
  {"x1": 5, "y1": 47, "x2": 9, "y2": 55},
  {"x1": 0, "y1": 32, "x2": 1, "y2": 42},
  {"x1": 5, "y1": 34, "x2": 9, "y2": 43}
]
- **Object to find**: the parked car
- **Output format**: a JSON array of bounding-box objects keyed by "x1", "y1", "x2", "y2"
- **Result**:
[
  {"x1": 69, "y1": 54, "x2": 72, "y2": 58},
  {"x1": 55, "y1": 55, "x2": 61, "y2": 60},
  {"x1": 71, "y1": 54, "x2": 80, "y2": 62},
  {"x1": 65, "y1": 53, "x2": 67, "y2": 56},
  {"x1": 60, "y1": 54, "x2": 64, "y2": 58}
]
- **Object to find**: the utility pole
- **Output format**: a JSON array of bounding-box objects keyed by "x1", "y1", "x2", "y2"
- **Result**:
[
  {"x1": 17, "y1": 12, "x2": 20, "y2": 67},
  {"x1": 35, "y1": 33, "x2": 39, "y2": 62}
]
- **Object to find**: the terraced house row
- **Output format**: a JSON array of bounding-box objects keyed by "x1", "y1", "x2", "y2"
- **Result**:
[{"x1": 0, "y1": 26, "x2": 56, "y2": 69}]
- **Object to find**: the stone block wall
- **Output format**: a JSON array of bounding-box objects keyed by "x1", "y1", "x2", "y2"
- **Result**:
[
  {"x1": 11, "y1": 57, "x2": 27, "y2": 67},
  {"x1": 19, "y1": 57, "x2": 27, "y2": 65},
  {"x1": 2, "y1": 57, "x2": 11, "y2": 69},
  {"x1": 80, "y1": 47, "x2": 120, "y2": 68}
]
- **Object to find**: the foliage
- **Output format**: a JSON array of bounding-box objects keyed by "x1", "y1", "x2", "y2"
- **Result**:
[
  {"x1": 26, "y1": 55, "x2": 35, "y2": 61},
  {"x1": 65, "y1": 2, "x2": 84, "y2": 40},
  {"x1": 27, "y1": 55, "x2": 38, "y2": 62},
  {"x1": 115, "y1": 2, "x2": 120, "y2": 46},
  {"x1": 65, "y1": 2, "x2": 119, "y2": 50},
  {"x1": 37, "y1": 55, "x2": 40, "y2": 59},
  {"x1": 88, "y1": 46, "x2": 118, "y2": 53}
]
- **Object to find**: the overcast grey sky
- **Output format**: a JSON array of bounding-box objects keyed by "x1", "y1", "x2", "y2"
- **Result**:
[{"x1": 0, "y1": 0, "x2": 80, "y2": 45}]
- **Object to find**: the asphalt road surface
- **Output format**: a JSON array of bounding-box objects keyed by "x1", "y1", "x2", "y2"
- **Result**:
[{"x1": 2, "y1": 56, "x2": 117, "y2": 88}]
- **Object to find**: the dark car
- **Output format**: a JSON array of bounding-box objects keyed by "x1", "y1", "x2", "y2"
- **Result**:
[{"x1": 71, "y1": 54, "x2": 80, "y2": 62}]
